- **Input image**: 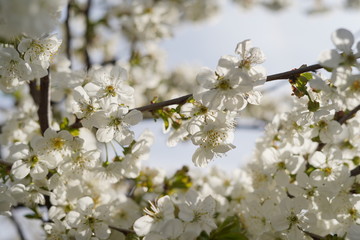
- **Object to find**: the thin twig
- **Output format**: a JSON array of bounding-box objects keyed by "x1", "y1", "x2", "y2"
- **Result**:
[
  {"x1": 0, "y1": 160, "x2": 12, "y2": 167},
  {"x1": 9, "y1": 213, "x2": 26, "y2": 240},
  {"x1": 109, "y1": 225, "x2": 135, "y2": 235},
  {"x1": 316, "y1": 104, "x2": 360, "y2": 152},
  {"x1": 64, "y1": 0, "x2": 73, "y2": 66},
  {"x1": 338, "y1": 104, "x2": 360, "y2": 124},
  {"x1": 266, "y1": 64, "x2": 322, "y2": 81},
  {"x1": 84, "y1": 0, "x2": 92, "y2": 70},
  {"x1": 134, "y1": 94, "x2": 192, "y2": 112},
  {"x1": 38, "y1": 74, "x2": 51, "y2": 135}
]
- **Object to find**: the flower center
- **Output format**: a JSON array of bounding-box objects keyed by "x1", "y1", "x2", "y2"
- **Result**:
[
  {"x1": 201, "y1": 129, "x2": 226, "y2": 148},
  {"x1": 51, "y1": 137, "x2": 65, "y2": 150},
  {"x1": 105, "y1": 85, "x2": 116, "y2": 97},
  {"x1": 216, "y1": 78, "x2": 232, "y2": 90}
]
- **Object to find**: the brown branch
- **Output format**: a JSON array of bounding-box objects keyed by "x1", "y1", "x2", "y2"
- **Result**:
[
  {"x1": 64, "y1": 0, "x2": 73, "y2": 66},
  {"x1": 9, "y1": 214, "x2": 26, "y2": 240},
  {"x1": 266, "y1": 64, "x2": 322, "y2": 81},
  {"x1": 109, "y1": 226, "x2": 135, "y2": 235},
  {"x1": 29, "y1": 80, "x2": 39, "y2": 106},
  {"x1": 134, "y1": 94, "x2": 192, "y2": 112},
  {"x1": 38, "y1": 74, "x2": 51, "y2": 135},
  {"x1": 0, "y1": 160, "x2": 12, "y2": 168},
  {"x1": 338, "y1": 104, "x2": 360, "y2": 124},
  {"x1": 84, "y1": 0, "x2": 92, "y2": 70},
  {"x1": 316, "y1": 104, "x2": 360, "y2": 152}
]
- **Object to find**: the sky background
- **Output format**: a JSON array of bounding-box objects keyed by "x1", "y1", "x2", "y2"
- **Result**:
[{"x1": 1, "y1": 1, "x2": 360, "y2": 239}]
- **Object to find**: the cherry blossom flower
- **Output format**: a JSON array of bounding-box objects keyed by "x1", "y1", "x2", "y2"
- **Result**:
[
  {"x1": 133, "y1": 195, "x2": 175, "y2": 236},
  {"x1": 178, "y1": 189, "x2": 217, "y2": 236}
]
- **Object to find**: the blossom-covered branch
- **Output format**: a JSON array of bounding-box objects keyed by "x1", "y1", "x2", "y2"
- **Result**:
[{"x1": 132, "y1": 63, "x2": 324, "y2": 113}]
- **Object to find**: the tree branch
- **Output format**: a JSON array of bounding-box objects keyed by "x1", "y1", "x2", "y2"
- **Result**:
[
  {"x1": 338, "y1": 104, "x2": 360, "y2": 125},
  {"x1": 109, "y1": 225, "x2": 135, "y2": 235},
  {"x1": 316, "y1": 104, "x2": 360, "y2": 153},
  {"x1": 132, "y1": 63, "x2": 323, "y2": 113},
  {"x1": 266, "y1": 64, "x2": 322, "y2": 81},
  {"x1": 84, "y1": 0, "x2": 92, "y2": 70},
  {"x1": 64, "y1": 0, "x2": 73, "y2": 66},
  {"x1": 134, "y1": 94, "x2": 192, "y2": 112},
  {"x1": 9, "y1": 214, "x2": 26, "y2": 240},
  {"x1": 29, "y1": 80, "x2": 39, "y2": 106},
  {"x1": 38, "y1": 74, "x2": 51, "y2": 135},
  {"x1": 0, "y1": 160, "x2": 12, "y2": 168}
]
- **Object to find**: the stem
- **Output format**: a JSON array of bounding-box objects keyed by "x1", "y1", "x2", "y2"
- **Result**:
[
  {"x1": 109, "y1": 225, "x2": 135, "y2": 235},
  {"x1": 134, "y1": 94, "x2": 192, "y2": 112},
  {"x1": 316, "y1": 103, "x2": 360, "y2": 152},
  {"x1": 38, "y1": 74, "x2": 51, "y2": 135},
  {"x1": 29, "y1": 80, "x2": 39, "y2": 105},
  {"x1": 64, "y1": 0, "x2": 73, "y2": 66},
  {"x1": 0, "y1": 160, "x2": 12, "y2": 167},
  {"x1": 9, "y1": 214, "x2": 26, "y2": 240},
  {"x1": 266, "y1": 64, "x2": 322, "y2": 82},
  {"x1": 338, "y1": 104, "x2": 360, "y2": 124},
  {"x1": 84, "y1": 0, "x2": 92, "y2": 70}
]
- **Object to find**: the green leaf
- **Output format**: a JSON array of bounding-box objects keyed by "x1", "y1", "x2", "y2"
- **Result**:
[
  {"x1": 60, "y1": 117, "x2": 69, "y2": 129},
  {"x1": 164, "y1": 166, "x2": 192, "y2": 194},
  {"x1": 125, "y1": 233, "x2": 140, "y2": 240},
  {"x1": 300, "y1": 72, "x2": 313, "y2": 80},
  {"x1": 59, "y1": 117, "x2": 80, "y2": 136},
  {"x1": 305, "y1": 165, "x2": 316, "y2": 176},
  {"x1": 209, "y1": 216, "x2": 248, "y2": 240},
  {"x1": 324, "y1": 234, "x2": 346, "y2": 240},
  {"x1": 308, "y1": 100, "x2": 320, "y2": 112}
]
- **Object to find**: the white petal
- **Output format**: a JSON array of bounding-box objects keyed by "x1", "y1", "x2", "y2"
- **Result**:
[
  {"x1": 110, "y1": 65, "x2": 127, "y2": 82},
  {"x1": 178, "y1": 204, "x2": 194, "y2": 222},
  {"x1": 77, "y1": 196, "x2": 94, "y2": 215},
  {"x1": 11, "y1": 160, "x2": 30, "y2": 179},
  {"x1": 30, "y1": 163, "x2": 48, "y2": 180},
  {"x1": 66, "y1": 211, "x2": 81, "y2": 227},
  {"x1": 94, "y1": 222, "x2": 111, "y2": 239},
  {"x1": 96, "y1": 127, "x2": 115, "y2": 142},
  {"x1": 331, "y1": 28, "x2": 354, "y2": 53},
  {"x1": 133, "y1": 215, "x2": 154, "y2": 236},
  {"x1": 235, "y1": 39, "x2": 252, "y2": 56},
  {"x1": 124, "y1": 110, "x2": 143, "y2": 126},
  {"x1": 192, "y1": 148, "x2": 213, "y2": 167},
  {"x1": 318, "y1": 50, "x2": 342, "y2": 68}
]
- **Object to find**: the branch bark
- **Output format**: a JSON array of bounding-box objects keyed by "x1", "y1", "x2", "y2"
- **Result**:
[
  {"x1": 109, "y1": 226, "x2": 135, "y2": 235},
  {"x1": 84, "y1": 0, "x2": 92, "y2": 70},
  {"x1": 64, "y1": 0, "x2": 73, "y2": 66},
  {"x1": 9, "y1": 214, "x2": 26, "y2": 240},
  {"x1": 316, "y1": 104, "x2": 360, "y2": 152},
  {"x1": 38, "y1": 74, "x2": 51, "y2": 135},
  {"x1": 29, "y1": 80, "x2": 39, "y2": 106}
]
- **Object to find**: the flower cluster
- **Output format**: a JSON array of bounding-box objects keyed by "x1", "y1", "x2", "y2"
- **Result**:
[
  {"x1": 1, "y1": 0, "x2": 360, "y2": 239},
  {"x1": 133, "y1": 190, "x2": 216, "y2": 239},
  {"x1": 0, "y1": 35, "x2": 62, "y2": 92},
  {"x1": 166, "y1": 40, "x2": 266, "y2": 167}
]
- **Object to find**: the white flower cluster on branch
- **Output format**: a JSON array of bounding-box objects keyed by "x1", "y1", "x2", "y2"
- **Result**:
[{"x1": 0, "y1": 1, "x2": 360, "y2": 240}]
